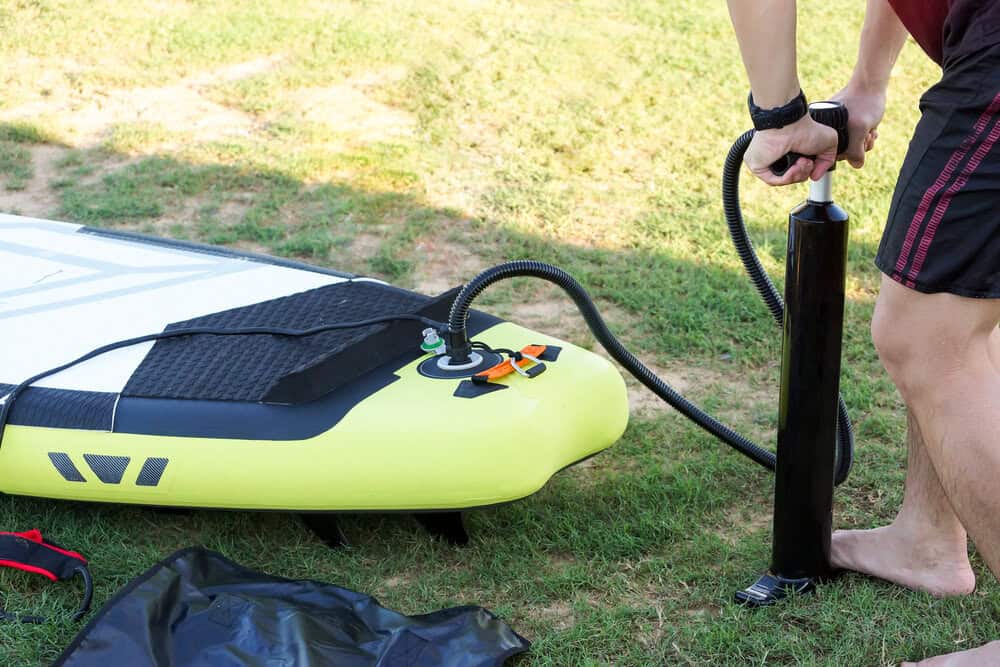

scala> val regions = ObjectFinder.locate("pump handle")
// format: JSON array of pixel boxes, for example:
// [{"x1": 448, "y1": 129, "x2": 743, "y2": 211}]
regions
[{"x1": 769, "y1": 101, "x2": 849, "y2": 177}]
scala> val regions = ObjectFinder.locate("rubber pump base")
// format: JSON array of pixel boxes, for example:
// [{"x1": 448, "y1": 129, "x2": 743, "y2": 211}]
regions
[{"x1": 734, "y1": 572, "x2": 816, "y2": 608}]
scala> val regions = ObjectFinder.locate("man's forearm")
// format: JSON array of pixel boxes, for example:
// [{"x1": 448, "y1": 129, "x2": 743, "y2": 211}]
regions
[
  {"x1": 727, "y1": 0, "x2": 799, "y2": 107},
  {"x1": 850, "y1": 0, "x2": 909, "y2": 92}
]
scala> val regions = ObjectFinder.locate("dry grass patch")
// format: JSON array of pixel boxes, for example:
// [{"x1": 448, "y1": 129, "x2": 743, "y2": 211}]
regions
[
  {"x1": 0, "y1": 56, "x2": 415, "y2": 161},
  {"x1": 0, "y1": 144, "x2": 70, "y2": 217},
  {"x1": 346, "y1": 232, "x2": 384, "y2": 263},
  {"x1": 712, "y1": 506, "x2": 772, "y2": 547},
  {"x1": 0, "y1": 72, "x2": 261, "y2": 152},
  {"x1": 287, "y1": 67, "x2": 414, "y2": 144},
  {"x1": 526, "y1": 600, "x2": 576, "y2": 632},
  {"x1": 410, "y1": 236, "x2": 485, "y2": 294}
]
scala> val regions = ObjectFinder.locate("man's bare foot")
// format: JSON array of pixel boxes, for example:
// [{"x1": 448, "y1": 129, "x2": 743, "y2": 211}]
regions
[
  {"x1": 831, "y1": 523, "x2": 975, "y2": 598},
  {"x1": 901, "y1": 640, "x2": 1000, "y2": 666}
]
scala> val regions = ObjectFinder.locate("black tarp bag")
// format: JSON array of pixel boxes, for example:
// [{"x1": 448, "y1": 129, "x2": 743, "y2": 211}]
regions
[{"x1": 53, "y1": 546, "x2": 529, "y2": 666}]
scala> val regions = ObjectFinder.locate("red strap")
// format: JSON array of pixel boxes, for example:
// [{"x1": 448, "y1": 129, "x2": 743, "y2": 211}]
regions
[
  {"x1": 0, "y1": 529, "x2": 93, "y2": 622},
  {"x1": 0, "y1": 559, "x2": 59, "y2": 581}
]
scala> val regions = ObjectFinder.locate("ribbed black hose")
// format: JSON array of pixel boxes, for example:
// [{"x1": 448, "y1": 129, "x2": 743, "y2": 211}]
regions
[
  {"x1": 446, "y1": 131, "x2": 855, "y2": 484},
  {"x1": 447, "y1": 261, "x2": 779, "y2": 471},
  {"x1": 723, "y1": 131, "x2": 854, "y2": 485},
  {"x1": 723, "y1": 131, "x2": 785, "y2": 323}
]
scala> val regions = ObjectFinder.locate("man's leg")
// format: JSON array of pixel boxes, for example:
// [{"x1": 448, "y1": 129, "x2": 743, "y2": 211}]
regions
[
  {"x1": 901, "y1": 641, "x2": 1000, "y2": 667},
  {"x1": 989, "y1": 326, "x2": 1000, "y2": 372},
  {"x1": 831, "y1": 283, "x2": 1000, "y2": 598},
  {"x1": 830, "y1": 408, "x2": 974, "y2": 597},
  {"x1": 864, "y1": 277, "x2": 1000, "y2": 664},
  {"x1": 873, "y1": 278, "x2": 1000, "y2": 571}
]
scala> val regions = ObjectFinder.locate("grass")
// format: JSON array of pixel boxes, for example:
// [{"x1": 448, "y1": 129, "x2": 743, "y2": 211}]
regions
[{"x1": 0, "y1": 1, "x2": 992, "y2": 665}]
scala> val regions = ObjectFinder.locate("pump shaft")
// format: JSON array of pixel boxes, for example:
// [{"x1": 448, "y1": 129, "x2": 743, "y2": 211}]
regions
[
  {"x1": 736, "y1": 185, "x2": 849, "y2": 606},
  {"x1": 770, "y1": 197, "x2": 849, "y2": 580}
]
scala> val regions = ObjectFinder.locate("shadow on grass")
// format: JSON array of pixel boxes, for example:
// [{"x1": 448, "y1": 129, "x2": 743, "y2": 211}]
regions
[
  {"x1": 0, "y1": 118, "x2": 893, "y2": 545},
  {"x1": 0, "y1": 123, "x2": 920, "y2": 666}
]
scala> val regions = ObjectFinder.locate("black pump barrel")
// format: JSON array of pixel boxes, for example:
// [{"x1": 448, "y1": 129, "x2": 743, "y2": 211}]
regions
[
  {"x1": 736, "y1": 99, "x2": 851, "y2": 605},
  {"x1": 770, "y1": 103, "x2": 850, "y2": 582},
  {"x1": 736, "y1": 180, "x2": 849, "y2": 606},
  {"x1": 770, "y1": 193, "x2": 848, "y2": 580}
]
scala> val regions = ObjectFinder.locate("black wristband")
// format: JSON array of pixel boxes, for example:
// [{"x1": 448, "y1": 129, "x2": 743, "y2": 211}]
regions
[{"x1": 748, "y1": 89, "x2": 808, "y2": 131}]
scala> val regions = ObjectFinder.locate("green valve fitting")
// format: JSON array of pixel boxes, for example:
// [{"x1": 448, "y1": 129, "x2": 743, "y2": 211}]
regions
[{"x1": 420, "y1": 328, "x2": 446, "y2": 355}]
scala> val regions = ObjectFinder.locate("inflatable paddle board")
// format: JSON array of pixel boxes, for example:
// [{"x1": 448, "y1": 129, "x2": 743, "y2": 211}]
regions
[{"x1": 0, "y1": 215, "x2": 628, "y2": 513}]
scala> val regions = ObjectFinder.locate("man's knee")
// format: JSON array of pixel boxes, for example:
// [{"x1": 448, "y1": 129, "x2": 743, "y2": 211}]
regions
[
  {"x1": 871, "y1": 295, "x2": 930, "y2": 395},
  {"x1": 871, "y1": 276, "x2": 1000, "y2": 399}
]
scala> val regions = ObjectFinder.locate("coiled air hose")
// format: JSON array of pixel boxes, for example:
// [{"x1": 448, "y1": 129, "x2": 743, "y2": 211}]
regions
[
  {"x1": 723, "y1": 130, "x2": 854, "y2": 484},
  {"x1": 445, "y1": 132, "x2": 854, "y2": 485}
]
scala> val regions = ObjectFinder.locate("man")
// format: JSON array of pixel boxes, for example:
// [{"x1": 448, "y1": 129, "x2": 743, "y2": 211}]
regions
[{"x1": 726, "y1": 1, "x2": 1000, "y2": 664}]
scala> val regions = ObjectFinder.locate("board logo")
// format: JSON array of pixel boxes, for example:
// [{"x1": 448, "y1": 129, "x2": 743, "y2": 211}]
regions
[{"x1": 48, "y1": 452, "x2": 168, "y2": 486}]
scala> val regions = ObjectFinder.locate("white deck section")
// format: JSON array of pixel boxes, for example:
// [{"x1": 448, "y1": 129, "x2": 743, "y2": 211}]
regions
[{"x1": 0, "y1": 215, "x2": 347, "y2": 392}]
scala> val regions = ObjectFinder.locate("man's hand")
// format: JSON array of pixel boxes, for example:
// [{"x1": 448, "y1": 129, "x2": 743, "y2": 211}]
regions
[
  {"x1": 831, "y1": 85, "x2": 887, "y2": 168},
  {"x1": 744, "y1": 115, "x2": 839, "y2": 186}
]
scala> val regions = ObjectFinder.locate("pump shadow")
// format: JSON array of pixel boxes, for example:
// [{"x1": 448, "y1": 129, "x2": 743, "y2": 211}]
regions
[{"x1": 0, "y1": 124, "x2": 890, "y2": 563}]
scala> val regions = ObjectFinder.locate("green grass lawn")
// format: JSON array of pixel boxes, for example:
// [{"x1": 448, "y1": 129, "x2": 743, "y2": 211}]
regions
[{"x1": 1, "y1": 1, "x2": 994, "y2": 664}]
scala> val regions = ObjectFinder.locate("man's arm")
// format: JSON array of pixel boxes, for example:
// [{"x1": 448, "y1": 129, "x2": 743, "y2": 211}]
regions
[
  {"x1": 833, "y1": 0, "x2": 910, "y2": 167},
  {"x1": 727, "y1": 0, "x2": 800, "y2": 108},
  {"x1": 726, "y1": 0, "x2": 838, "y2": 186}
]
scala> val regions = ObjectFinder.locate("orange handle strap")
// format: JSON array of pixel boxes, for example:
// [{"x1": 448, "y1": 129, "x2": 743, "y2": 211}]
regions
[{"x1": 472, "y1": 345, "x2": 548, "y2": 384}]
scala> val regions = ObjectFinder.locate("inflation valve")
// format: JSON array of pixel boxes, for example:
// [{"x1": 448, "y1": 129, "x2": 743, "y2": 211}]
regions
[{"x1": 420, "y1": 328, "x2": 446, "y2": 355}]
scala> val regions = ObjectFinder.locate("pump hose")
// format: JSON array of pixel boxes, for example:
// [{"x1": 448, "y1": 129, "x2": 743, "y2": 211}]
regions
[
  {"x1": 448, "y1": 259, "x2": 785, "y2": 471},
  {"x1": 446, "y1": 132, "x2": 854, "y2": 485},
  {"x1": 723, "y1": 130, "x2": 853, "y2": 483}
]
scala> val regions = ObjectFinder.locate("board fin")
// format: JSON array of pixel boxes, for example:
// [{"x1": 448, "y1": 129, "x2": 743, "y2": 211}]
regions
[
  {"x1": 413, "y1": 512, "x2": 469, "y2": 545},
  {"x1": 300, "y1": 514, "x2": 349, "y2": 549}
]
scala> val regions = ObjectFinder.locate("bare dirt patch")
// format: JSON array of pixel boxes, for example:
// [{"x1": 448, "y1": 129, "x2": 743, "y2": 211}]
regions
[
  {"x1": 290, "y1": 75, "x2": 414, "y2": 143},
  {"x1": 229, "y1": 240, "x2": 271, "y2": 255},
  {"x1": 124, "y1": 197, "x2": 207, "y2": 237},
  {"x1": 0, "y1": 56, "x2": 418, "y2": 240},
  {"x1": 706, "y1": 374, "x2": 777, "y2": 443},
  {"x1": 215, "y1": 198, "x2": 253, "y2": 227},
  {"x1": 191, "y1": 56, "x2": 283, "y2": 86},
  {"x1": 529, "y1": 600, "x2": 576, "y2": 631},
  {"x1": 411, "y1": 235, "x2": 485, "y2": 295},
  {"x1": 713, "y1": 506, "x2": 772, "y2": 546},
  {"x1": 626, "y1": 361, "x2": 775, "y2": 422},
  {"x1": 623, "y1": 361, "x2": 697, "y2": 418},
  {"x1": 548, "y1": 552, "x2": 577, "y2": 569},
  {"x1": 490, "y1": 285, "x2": 633, "y2": 347},
  {"x1": 2, "y1": 83, "x2": 258, "y2": 152},
  {"x1": 0, "y1": 56, "x2": 283, "y2": 154},
  {"x1": 348, "y1": 232, "x2": 383, "y2": 262},
  {"x1": 381, "y1": 574, "x2": 414, "y2": 589},
  {"x1": 509, "y1": 298, "x2": 590, "y2": 343},
  {"x1": 0, "y1": 144, "x2": 71, "y2": 217}
]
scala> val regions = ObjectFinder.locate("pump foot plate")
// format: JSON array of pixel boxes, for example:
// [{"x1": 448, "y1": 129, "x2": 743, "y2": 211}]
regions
[{"x1": 735, "y1": 572, "x2": 816, "y2": 607}]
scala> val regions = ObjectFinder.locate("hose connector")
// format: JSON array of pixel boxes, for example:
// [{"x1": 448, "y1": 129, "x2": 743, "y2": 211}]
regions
[{"x1": 444, "y1": 327, "x2": 473, "y2": 365}]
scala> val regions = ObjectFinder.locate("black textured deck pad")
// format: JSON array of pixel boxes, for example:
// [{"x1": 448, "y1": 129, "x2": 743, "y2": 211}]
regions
[
  {"x1": 0, "y1": 384, "x2": 116, "y2": 431},
  {"x1": 123, "y1": 281, "x2": 457, "y2": 404}
]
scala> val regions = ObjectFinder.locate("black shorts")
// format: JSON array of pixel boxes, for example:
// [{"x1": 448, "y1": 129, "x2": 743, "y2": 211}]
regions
[{"x1": 876, "y1": 42, "x2": 1000, "y2": 298}]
